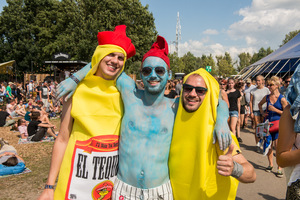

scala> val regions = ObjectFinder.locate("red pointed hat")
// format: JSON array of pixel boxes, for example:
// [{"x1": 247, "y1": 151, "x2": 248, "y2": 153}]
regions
[
  {"x1": 97, "y1": 25, "x2": 136, "y2": 58},
  {"x1": 142, "y1": 36, "x2": 170, "y2": 69}
]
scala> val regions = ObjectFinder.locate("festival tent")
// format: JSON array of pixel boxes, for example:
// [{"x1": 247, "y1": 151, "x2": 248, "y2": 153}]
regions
[{"x1": 239, "y1": 33, "x2": 300, "y2": 80}]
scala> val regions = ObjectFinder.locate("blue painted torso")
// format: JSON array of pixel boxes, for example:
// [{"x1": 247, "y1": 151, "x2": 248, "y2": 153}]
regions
[{"x1": 116, "y1": 73, "x2": 176, "y2": 189}]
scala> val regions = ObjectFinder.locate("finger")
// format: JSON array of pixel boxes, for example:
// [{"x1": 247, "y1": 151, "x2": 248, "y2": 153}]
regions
[
  {"x1": 228, "y1": 135, "x2": 232, "y2": 149},
  {"x1": 218, "y1": 134, "x2": 223, "y2": 150},
  {"x1": 222, "y1": 134, "x2": 226, "y2": 151},
  {"x1": 212, "y1": 132, "x2": 216, "y2": 144},
  {"x1": 217, "y1": 169, "x2": 231, "y2": 176},
  {"x1": 217, "y1": 159, "x2": 230, "y2": 165},
  {"x1": 226, "y1": 144, "x2": 234, "y2": 155},
  {"x1": 217, "y1": 164, "x2": 231, "y2": 171},
  {"x1": 65, "y1": 91, "x2": 74, "y2": 102}
]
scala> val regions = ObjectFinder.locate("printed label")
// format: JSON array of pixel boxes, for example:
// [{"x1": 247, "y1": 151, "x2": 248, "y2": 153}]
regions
[{"x1": 65, "y1": 135, "x2": 119, "y2": 200}]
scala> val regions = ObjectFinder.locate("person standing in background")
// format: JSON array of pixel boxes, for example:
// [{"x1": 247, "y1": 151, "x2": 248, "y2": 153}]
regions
[
  {"x1": 250, "y1": 75, "x2": 270, "y2": 152},
  {"x1": 227, "y1": 78, "x2": 242, "y2": 142}
]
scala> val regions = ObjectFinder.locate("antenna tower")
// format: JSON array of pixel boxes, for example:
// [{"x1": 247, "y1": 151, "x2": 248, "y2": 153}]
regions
[{"x1": 175, "y1": 12, "x2": 181, "y2": 56}]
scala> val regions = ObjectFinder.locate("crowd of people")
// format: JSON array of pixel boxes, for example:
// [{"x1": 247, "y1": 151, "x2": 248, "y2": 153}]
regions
[
  {"x1": 216, "y1": 75, "x2": 292, "y2": 179},
  {"x1": 0, "y1": 80, "x2": 62, "y2": 142},
  {"x1": 0, "y1": 25, "x2": 299, "y2": 200}
]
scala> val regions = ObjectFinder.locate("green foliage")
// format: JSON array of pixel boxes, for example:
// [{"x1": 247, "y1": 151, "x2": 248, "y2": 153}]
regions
[
  {"x1": 0, "y1": 0, "x2": 157, "y2": 76},
  {"x1": 281, "y1": 30, "x2": 300, "y2": 47},
  {"x1": 250, "y1": 47, "x2": 273, "y2": 64},
  {"x1": 237, "y1": 52, "x2": 251, "y2": 72},
  {"x1": 216, "y1": 52, "x2": 236, "y2": 77}
]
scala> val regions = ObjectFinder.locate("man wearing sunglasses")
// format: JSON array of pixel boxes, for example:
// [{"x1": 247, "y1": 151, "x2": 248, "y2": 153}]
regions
[
  {"x1": 57, "y1": 36, "x2": 232, "y2": 199},
  {"x1": 170, "y1": 70, "x2": 256, "y2": 199},
  {"x1": 280, "y1": 75, "x2": 291, "y2": 96}
]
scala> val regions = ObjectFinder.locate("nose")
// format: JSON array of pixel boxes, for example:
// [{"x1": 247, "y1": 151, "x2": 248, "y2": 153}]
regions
[
  {"x1": 111, "y1": 55, "x2": 118, "y2": 63},
  {"x1": 149, "y1": 68, "x2": 158, "y2": 78},
  {"x1": 188, "y1": 88, "x2": 197, "y2": 96}
]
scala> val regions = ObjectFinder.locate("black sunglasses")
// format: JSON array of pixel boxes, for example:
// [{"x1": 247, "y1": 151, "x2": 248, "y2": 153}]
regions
[
  {"x1": 141, "y1": 67, "x2": 166, "y2": 77},
  {"x1": 183, "y1": 83, "x2": 207, "y2": 96}
]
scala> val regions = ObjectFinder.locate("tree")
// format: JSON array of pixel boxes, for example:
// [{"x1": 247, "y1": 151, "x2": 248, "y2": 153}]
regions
[
  {"x1": 180, "y1": 52, "x2": 198, "y2": 74},
  {"x1": 237, "y1": 52, "x2": 251, "y2": 72},
  {"x1": 198, "y1": 54, "x2": 217, "y2": 75},
  {"x1": 281, "y1": 30, "x2": 300, "y2": 47},
  {"x1": 250, "y1": 47, "x2": 273, "y2": 64},
  {"x1": 0, "y1": 0, "x2": 157, "y2": 77},
  {"x1": 216, "y1": 52, "x2": 236, "y2": 77}
]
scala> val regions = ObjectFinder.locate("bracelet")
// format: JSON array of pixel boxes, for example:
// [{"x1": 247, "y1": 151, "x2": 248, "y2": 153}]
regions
[
  {"x1": 44, "y1": 184, "x2": 55, "y2": 189},
  {"x1": 70, "y1": 74, "x2": 80, "y2": 84},
  {"x1": 231, "y1": 161, "x2": 244, "y2": 179}
]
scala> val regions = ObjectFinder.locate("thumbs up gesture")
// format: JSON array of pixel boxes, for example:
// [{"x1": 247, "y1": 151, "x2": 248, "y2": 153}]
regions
[{"x1": 217, "y1": 144, "x2": 234, "y2": 176}]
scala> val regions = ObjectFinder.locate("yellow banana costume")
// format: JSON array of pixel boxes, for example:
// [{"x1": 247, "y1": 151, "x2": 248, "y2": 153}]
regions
[
  {"x1": 54, "y1": 25, "x2": 135, "y2": 200},
  {"x1": 169, "y1": 68, "x2": 239, "y2": 200}
]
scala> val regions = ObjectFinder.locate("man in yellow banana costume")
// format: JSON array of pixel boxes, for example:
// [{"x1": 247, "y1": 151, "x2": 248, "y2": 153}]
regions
[{"x1": 169, "y1": 69, "x2": 256, "y2": 200}]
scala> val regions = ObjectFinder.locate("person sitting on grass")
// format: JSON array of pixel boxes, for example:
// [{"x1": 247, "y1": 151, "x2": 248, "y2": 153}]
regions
[
  {"x1": 24, "y1": 105, "x2": 32, "y2": 122},
  {"x1": 6, "y1": 99, "x2": 18, "y2": 117},
  {"x1": 27, "y1": 111, "x2": 57, "y2": 142},
  {"x1": 17, "y1": 119, "x2": 28, "y2": 139},
  {"x1": 15, "y1": 99, "x2": 26, "y2": 116},
  {"x1": 0, "y1": 139, "x2": 25, "y2": 176},
  {"x1": 0, "y1": 105, "x2": 15, "y2": 127}
]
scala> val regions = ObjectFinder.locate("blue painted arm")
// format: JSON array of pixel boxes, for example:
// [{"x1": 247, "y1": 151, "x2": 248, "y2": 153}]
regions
[
  {"x1": 116, "y1": 72, "x2": 137, "y2": 95},
  {"x1": 56, "y1": 63, "x2": 91, "y2": 101},
  {"x1": 213, "y1": 99, "x2": 232, "y2": 151}
]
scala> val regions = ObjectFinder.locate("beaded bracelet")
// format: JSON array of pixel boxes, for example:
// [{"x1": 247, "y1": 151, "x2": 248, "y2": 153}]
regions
[
  {"x1": 70, "y1": 74, "x2": 80, "y2": 84},
  {"x1": 44, "y1": 184, "x2": 55, "y2": 189}
]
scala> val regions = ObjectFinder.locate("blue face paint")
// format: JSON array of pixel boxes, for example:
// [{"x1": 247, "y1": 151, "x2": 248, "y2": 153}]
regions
[{"x1": 141, "y1": 57, "x2": 170, "y2": 95}]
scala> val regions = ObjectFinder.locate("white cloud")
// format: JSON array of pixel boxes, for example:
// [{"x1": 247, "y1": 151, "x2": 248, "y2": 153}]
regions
[
  {"x1": 228, "y1": 0, "x2": 300, "y2": 50},
  {"x1": 203, "y1": 29, "x2": 219, "y2": 35},
  {"x1": 169, "y1": 0, "x2": 300, "y2": 64}
]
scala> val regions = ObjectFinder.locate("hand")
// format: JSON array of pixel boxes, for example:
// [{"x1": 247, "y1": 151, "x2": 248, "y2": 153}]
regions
[
  {"x1": 56, "y1": 77, "x2": 77, "y2": 101},
  {"x1": 38, "y1": 189, "x2": 54, "y2": 200},
  {"x1": 217, "y1": 144, "x2": 234, "y2": 176},
  {"x1": 213, "y1": 118, "x2": 232, "y2": 151},
  {"x1": 268, "y1": 105, "x2": 276, "y2": 112}
]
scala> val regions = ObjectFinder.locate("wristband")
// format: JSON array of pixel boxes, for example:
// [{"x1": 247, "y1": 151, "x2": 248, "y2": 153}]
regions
[
  {"x1": 44, "y1": 184, "x2": 55, "y2": 189},
  {"x1": 70, "y1": 74, "x2": 80, "y2": 84},
  {"x1": 231, "y1": 161, "x2": 244, "y2": 178}
]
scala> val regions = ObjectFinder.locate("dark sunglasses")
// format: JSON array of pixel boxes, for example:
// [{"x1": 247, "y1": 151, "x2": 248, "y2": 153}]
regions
[
  {"x1": 141, "y1": 67, "x2": 166, "y2": 77},
  {"x1": 267, "y1": 84, "x2": 274, "y2": 87},
  {"x1": 183, "y1": 83, "x2": 207, "y2": 96}
]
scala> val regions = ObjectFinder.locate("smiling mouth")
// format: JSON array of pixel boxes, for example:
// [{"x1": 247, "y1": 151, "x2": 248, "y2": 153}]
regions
[
  {"x1": 107, "y1": 65, "x2": 118, "y2": 71},
  {"x1": 186, "y1": 98, "x2": 199, "y2": 105},
  {"x1": 148, "y1": 80, "x2": 160, "y2": 86}
]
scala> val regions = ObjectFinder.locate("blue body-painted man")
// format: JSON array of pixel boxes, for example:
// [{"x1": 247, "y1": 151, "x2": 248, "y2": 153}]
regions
[{"x1": 57, "y1": 36, "x2": 231, "y2": 199}]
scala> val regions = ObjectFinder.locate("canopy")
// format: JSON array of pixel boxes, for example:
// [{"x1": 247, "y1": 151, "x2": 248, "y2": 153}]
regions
[
  {"x1": 0, "y1": 60, "x2": 15, "y2": 75},
  {"x1": 240, "y1": 33, "x2": 300, "y2": 79}
]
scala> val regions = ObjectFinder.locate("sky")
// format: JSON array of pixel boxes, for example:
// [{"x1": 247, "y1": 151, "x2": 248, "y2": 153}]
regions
[{"x1": 1, "y1": 0, "x2": 300, "y2": 61}]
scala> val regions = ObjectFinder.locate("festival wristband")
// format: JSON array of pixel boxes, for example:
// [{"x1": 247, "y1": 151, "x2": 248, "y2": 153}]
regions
[
  {"x1": 44, "y1": 184, "x2": 55, "y2": 189},
  {"x1": 70, "y1": 74, "x2": 80, "y2": 84},
  {"x1": 231, "y1": 161, "x2": 244, "y2": 178}
]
